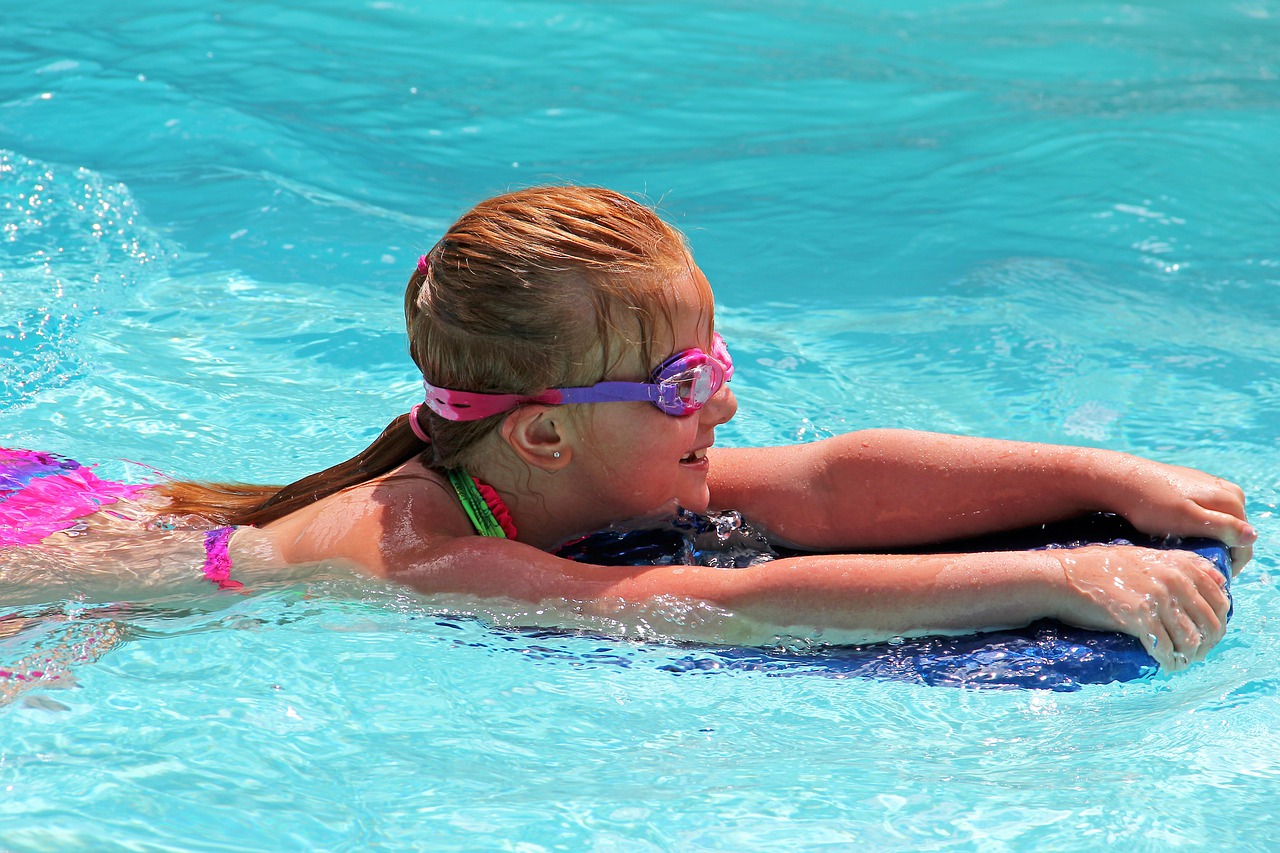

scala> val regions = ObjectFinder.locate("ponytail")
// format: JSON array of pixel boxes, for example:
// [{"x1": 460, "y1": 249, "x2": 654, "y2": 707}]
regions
[{"x1": 155, "y1": 411, "x2": 430, "y2": 527}]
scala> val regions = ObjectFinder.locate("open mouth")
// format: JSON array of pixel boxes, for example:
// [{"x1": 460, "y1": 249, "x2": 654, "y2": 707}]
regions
[{"x1": 680, "y1": 447, "x2": 708, "y2": 464}]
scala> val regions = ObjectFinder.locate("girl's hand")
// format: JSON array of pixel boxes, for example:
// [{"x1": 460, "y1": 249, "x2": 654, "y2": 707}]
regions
[
  {"x1": 1050, "y1": 545, "x2": 1231, "y2": 671},
  {"x1": 1101, "y1": 455, "x2": 1256, "y2": 574}
]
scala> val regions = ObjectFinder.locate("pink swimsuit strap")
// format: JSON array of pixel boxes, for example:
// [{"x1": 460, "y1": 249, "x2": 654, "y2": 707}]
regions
[
  {"x1": 472, "y1": 477, "x2": 517, "y2": 539},
  {"x1": 202, "y1": 527, "x2": 243, "y2": 590}
]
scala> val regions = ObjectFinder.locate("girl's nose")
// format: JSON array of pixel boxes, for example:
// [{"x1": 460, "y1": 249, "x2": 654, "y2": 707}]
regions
[{"x1": 704, "y1": 385, "x2": 737, "y2": 426}]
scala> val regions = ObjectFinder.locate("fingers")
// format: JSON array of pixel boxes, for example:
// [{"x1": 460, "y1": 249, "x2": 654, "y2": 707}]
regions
[
  {"x1": 1074, "y1": 547, "x2": 1230, "y2": 671},
  {"x1": 1195, "y1": 480, "x2": 1255, "y2": 574},
  {"x1": 1152, "y1": 554, "x2": 1229, "y2": 668},
  {"x1": 1124, "y1": 464, "x2": 1253, "y2": 556},
  {"x1": 1146, "y1": 597, "x2": 1200, "y2": 671},
  {"x1": 1139, "y1": 619, "x2": 1178, "y2": 671},
  {"x1": 1056, "y1": 544, "x2": 1236, "y2": 672},
  {"x1": 1192, "y1": 507, "x2": 1255, "y2": 574},
  {"x1": 1190, "y1": 558, "x2": 1231, "y2": 627},
  {"x1": 1198, "y1": 507, "x2": 1257, "y2": 548},
  {"x1": 1230, "y1": 544, "x2": 1253, "y2": 577}
]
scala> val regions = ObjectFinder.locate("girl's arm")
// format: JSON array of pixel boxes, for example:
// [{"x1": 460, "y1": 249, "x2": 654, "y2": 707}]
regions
[
  {"x1": 391, "y1": 536, "x2": 1230, "y2": 671},
  {"x1": 707, "y1": 429, "x2": 1255, "y2": 569}
]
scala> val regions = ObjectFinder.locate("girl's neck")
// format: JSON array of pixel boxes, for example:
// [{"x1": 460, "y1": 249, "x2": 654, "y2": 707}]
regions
[
  {"x1": 483, "y1": 474, "x2": 590, "y2": 551},
  {"x1": 467, "y1": 458, "x2": 615, "y2": 551}
]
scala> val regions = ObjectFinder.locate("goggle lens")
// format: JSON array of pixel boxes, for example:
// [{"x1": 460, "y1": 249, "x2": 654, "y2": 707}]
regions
[{"x1": 651, "y1": 334, "x2": 732, "y2": 416}]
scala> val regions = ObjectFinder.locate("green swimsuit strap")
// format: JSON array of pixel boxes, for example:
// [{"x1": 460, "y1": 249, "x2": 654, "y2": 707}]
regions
[{"x1": 446, "y1": 468, "x2": 509, "y2": 539}]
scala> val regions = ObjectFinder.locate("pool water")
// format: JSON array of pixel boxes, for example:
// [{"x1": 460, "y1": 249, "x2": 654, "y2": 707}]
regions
[{"x1": 3, "y1": 0, "x2": 1279, "y2": 848}]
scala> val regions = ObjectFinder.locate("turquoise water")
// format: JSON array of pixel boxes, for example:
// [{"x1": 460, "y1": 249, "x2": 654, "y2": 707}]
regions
[{"x1": 3, "y1": 0, "x2": 1280, "y2": 848}]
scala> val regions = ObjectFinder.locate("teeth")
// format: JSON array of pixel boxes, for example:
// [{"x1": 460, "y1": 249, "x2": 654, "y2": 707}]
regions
[{"x1": 683, "y1": 448, "x2": 707, "y2": 462}]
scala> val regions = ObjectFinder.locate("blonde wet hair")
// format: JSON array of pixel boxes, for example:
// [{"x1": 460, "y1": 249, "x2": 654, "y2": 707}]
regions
[{"x1": 407, "y1": 185, "x2": 700, "y2": 469}]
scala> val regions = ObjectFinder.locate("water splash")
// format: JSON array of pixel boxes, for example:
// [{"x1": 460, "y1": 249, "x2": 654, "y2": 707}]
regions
[{"x1": 0, "y1": 149, "x2": 177, "y2": 411}]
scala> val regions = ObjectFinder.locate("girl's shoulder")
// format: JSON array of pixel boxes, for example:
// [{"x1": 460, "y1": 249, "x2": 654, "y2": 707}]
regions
[{"x1": 257, "y1": 459, "x2": 475, "y2": 576}]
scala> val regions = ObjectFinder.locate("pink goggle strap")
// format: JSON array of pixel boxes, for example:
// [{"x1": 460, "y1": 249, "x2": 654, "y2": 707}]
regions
[
  {"x1": 416, "y1": 332, "x2": 733, "y2": 423},
  {"x1": 710, "y1": 332, "x2": 734, "y2": 380},
  {"x1": 408, "y1": 403, "x2": 432, "y2": 442},
  {"x1": 423, "y1": 382, "x2": 564, "y2": 422}
]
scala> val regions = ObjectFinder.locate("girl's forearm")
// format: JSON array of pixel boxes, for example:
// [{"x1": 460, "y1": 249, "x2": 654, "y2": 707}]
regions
[
  {"x1": 400, "y1": 536, "x2": 1228, "y2": 671},
  {"x1": 609, "y1": 549, "x2": 1067, "y2": 637},
  {"x1": 603, "y1": 545, "x2": 1228, "y2": 670}
]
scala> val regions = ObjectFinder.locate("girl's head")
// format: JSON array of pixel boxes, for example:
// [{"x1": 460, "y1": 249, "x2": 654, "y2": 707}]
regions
[
  {"x1": 405, "y1": 186, "x2": 715, "y2": 470},
  {"x1": 158, "y1": 185, "x2": 729, "y2": 529}
]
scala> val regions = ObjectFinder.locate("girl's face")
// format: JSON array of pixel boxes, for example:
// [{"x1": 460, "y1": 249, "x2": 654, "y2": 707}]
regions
[{"x1": 571, "y1": 265, "x2": 737, "y2": 522}]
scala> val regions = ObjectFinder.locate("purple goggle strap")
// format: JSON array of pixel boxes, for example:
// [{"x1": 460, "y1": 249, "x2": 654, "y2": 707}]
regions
[{"x1": 423, "y1": 333, "x2": 733, "y2": 422}]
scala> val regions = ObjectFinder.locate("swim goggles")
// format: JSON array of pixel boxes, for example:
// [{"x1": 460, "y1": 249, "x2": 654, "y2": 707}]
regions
[{"x1": 422, "y1": 333, "x2": 734, "y2": 421}]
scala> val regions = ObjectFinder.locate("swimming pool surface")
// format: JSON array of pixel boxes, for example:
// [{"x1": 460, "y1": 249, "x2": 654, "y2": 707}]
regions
[{"x1": 3, "y1": 1, "x2": 1279, "y2": 848}]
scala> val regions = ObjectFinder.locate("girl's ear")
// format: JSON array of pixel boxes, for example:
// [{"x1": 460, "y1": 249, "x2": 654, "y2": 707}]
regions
[{"x1": 500, "y1": 406, "x2": 572, "y2": 472}]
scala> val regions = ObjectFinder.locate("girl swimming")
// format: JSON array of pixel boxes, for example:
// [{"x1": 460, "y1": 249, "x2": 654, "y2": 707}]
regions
[{"x1": 1, "y1": 186, "x2": 1254, "y2": 670}]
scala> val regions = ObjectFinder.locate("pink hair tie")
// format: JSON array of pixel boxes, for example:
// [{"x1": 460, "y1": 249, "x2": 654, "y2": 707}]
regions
[
  {"x1": 417, "y1": 254, "x2": 431, "y2": 275},
  {"x1": 408, "y1": 403, "x2": 432, "y2": 443}
]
